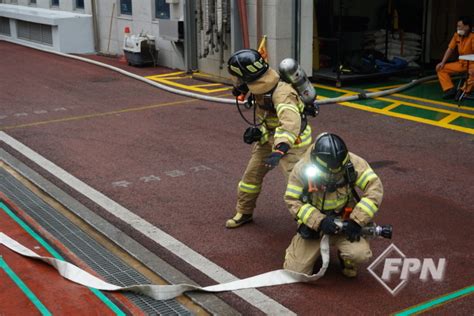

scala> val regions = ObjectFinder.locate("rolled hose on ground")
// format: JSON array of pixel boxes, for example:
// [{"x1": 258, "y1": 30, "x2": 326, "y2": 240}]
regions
[{"x1": 7, "y1": 39, "x2": 435, "y2": 105}]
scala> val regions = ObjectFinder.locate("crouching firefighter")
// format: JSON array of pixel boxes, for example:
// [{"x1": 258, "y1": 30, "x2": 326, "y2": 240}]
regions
[
  {"x1": 226, "y1": 49, "x2": 314, "y2": 228},
  {"x1": 283, "y1": 133, "x2": 384, "y2": 277}
]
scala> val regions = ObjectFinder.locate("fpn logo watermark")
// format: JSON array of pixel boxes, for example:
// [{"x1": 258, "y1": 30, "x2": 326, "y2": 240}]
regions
[{"x1": 367, "y1": 244, "x2": 446, "y2": 295}]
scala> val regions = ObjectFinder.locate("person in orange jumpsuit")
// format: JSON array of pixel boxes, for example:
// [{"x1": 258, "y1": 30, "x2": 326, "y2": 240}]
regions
[{"x1": 436, "y1": 16, "x2": 474, "y2": 99}]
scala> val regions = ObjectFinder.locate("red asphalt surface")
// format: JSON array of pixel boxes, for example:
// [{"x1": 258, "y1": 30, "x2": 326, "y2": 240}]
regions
[
  {"x1": 1, "y1": 41, "x2": 473, "y2": 315},
  {"x1": 0, "y1": 194, "x2": 141, "y2": 315}
]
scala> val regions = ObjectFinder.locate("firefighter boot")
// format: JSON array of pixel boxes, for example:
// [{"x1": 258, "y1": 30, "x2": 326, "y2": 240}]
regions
[
  {"x1": 442, "y1": 88, "x2": 456, "y2": 100},
  {"x1": 338, "y1": 252, "x2": 358, "y2": 278},
  {"x1": 226, "y1": 212, "x2": 253, "y2": 228}
]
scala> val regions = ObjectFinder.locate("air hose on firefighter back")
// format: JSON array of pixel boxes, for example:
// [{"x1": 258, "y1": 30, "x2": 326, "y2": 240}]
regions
[{"x1": 9, "y1": 39, "x2": 436, "y2": 106}]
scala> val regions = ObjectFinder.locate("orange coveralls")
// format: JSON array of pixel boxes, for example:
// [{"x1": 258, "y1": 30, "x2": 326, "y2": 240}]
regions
[{"x1": 437, "y1": 32, "x2": 474, "y2": 93}]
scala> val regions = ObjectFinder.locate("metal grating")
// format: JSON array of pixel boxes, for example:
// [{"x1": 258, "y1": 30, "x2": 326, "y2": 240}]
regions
[
  {"x1": 0, "y1": 168, "x2": 192, "y2": 315},
  {"x1": 16, "y1": 20, "x2": 52, "y2": 45}
]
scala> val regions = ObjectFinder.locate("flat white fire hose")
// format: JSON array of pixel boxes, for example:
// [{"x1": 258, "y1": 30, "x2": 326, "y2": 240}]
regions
[
  {"x1": 0, "y1": 39, "x2": 238, "y2": 105},
  {"x1": 1, "y1": 38, "x2": 435, "y2": 107},
  {"x1": 0, "y1": 232, "x2": 330, "y2": 301}
]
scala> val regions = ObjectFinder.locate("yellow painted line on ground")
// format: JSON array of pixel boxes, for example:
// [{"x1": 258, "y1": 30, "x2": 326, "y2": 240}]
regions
[
  {"x1": 153, "y1": 76, "x2": 192, "y2": 80},
  {"x1": 375, "y1": 95, "x2": 474, "y2": 115},
  {"x1": 438, "y1": 113, "x2": 461, "y2": 124},
  {"x1": 315, "y1": 84, "x2": 347, "y2": 93},
  {"x1": 391, "y1": 93, "x2": 474, "y2": 112},
  {"x1": 1, "y1": 99, "x2": 197, "y2": 130},
  {"x1": 1, "y1": 93, "x2": 232, "y2": 131},
  {"x1": 193, "y1": 83, "x2": 225, "y2": 88},
  {"x1": 316, "y1": 95, "x2": 473, "y2": 134},
  {"x1": 340, "y1": 93, "x2": 357, "y2": 97},
  {"x1": 338, "y1": 99, "x2": 474, "y2": 134},
  {"x1": 193, "y1": 72, "x2": 214, "y2": 78},
  {"x1": 382, "y1": 102, "x2": 402, "y2": 111},
  {"x1": 146, "y1": 75, "x2": 190, "y2": 81},
  {"x1": 149, "y1": 71, "x2": 186, "y2": 78},
  {"x1": 371, "y1": 93, "x2": 474, "y2": 118},
  {"x1": 316, "y1": 83, "x2": 474, "y2": 116},
  {"x1": 148, "y1": 76, "x2": 231, "y2": 93}
]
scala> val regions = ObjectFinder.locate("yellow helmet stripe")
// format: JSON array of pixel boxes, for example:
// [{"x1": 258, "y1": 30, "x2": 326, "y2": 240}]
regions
[{"x1": 230, "y1": 65, "x2": 243, "y2": 76}]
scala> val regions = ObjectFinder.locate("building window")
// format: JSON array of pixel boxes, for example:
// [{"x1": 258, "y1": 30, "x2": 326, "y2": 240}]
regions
[
  {"x1": 0, "y1": 17, "x2": 11, "y2": 36},
  {"x1": 155, "y1": 0, "x2": 170, "y2": 19},
  {"x1": 76, "y1": 0, "x2": 84, "y2": 9},
  {"x1": 30, "y1": 0, "x2": 37, "y2": 5},
  {"x1": 51, "y1": 0, "x2": 59, "y2": 7},
  {"x1": 120, "y1": 0, "x2": 132, "y2": 15}
]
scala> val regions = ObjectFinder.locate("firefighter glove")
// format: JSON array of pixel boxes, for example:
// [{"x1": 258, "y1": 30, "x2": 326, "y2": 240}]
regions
[
  {"x1": 319, "y1": 215, "x2": 338, "y2": 235},
  {"x1": 264, "y1": 143, "x2": 290, "y2": 169},
  {"x1": 344, "y1": 219, "x2": 362, "y2": 242}
]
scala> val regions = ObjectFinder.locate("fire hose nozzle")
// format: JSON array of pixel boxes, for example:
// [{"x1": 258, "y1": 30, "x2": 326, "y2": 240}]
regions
[{"x1": 334, "y1": 219, "x2": 392, "y2": 239}]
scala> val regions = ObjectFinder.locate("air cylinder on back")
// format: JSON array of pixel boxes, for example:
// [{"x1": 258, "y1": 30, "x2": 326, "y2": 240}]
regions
[{"x1": 278, "y1": 58, "x2": 317, "y2": 106}]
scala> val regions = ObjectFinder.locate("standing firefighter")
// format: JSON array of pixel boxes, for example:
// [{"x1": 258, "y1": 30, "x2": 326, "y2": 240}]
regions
[
  {"x1": 283, "y1": 133, "x2": 383, "y2": 277},
  {"x1": 226, "y1": 49, "x2": 313, "y2": 228}
]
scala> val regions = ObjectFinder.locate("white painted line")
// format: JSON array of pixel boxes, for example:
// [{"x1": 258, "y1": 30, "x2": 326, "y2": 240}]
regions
[{"x1": 0, "y1": 131, "x2": 296, "y2": 315}]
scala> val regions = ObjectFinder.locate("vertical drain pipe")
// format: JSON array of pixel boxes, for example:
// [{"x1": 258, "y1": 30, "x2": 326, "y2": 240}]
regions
[
  {"x1": 292, "y1": 0, "x2": 301, "y2": 61},
  {"x1": 256, "y1": 0, "x2": 262, "y2": 46},
  {"x1": 237, "y1": 0, "x2": 250, "y2": 48},
  {"x1": 184, "y1": 0, "x2": 197, "y2": 72},
  {"x1": 91, "y1": 0, "x2": 100, "y2": 53}
]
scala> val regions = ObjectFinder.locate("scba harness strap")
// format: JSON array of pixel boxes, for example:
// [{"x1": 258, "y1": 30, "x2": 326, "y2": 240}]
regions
[{"x1": 247, "y1": 83, "x2": 309, "y2": 137}]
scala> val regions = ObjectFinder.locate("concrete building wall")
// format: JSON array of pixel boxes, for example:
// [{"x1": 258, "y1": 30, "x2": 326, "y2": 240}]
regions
[
  {"x1": 96, "y1": 0, "x2": 184, "y2": 69},
  {"x1": 1, "y1": 0, "x2": 313, "y2": 77},
  {"x1": 0, "y1": 2, "x2": 94, "y2": 53},
  {"x1": 243, "y1": 0, "x2": 312, "y2": 76},
  {"x1": 195, "y1": 0, "x2": 313, "y2": 80},
  {"x1": 0, "y1": 0, "x2": 186, "y2": 69},
  {"x1": 12, "y1": 0, "x2": 90, "y2": 12}
]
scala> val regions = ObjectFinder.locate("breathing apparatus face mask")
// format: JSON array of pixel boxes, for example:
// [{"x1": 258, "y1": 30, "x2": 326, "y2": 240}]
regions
[
  {"x1": 457, "y1": 29, "x2": 466, "y2": 36},
  {"x1": 305, "y1": 165, "x2": 345, "y2": 193},
  {"x1": 320, "y1": 171, "x2": 345, "y2": 192}
]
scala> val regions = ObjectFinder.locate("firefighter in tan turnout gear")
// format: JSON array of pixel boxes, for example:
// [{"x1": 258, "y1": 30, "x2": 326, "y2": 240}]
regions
[
  {"x1": 283, "y1": 133, "x2": 383, "y2": 277},
  {"x1": 226, "y1": 49, "x2": 312, "y2": 228}
]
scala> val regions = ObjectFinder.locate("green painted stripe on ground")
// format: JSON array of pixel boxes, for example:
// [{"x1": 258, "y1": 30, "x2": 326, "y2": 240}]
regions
[
  {"x1": 356, "y1": 98, "x2": 393, "y2": 109},
  {"x1": 390, "y1": 104, "x2": 449, "y2": 121},
  {"x1": 0, "y1": 257, "x2": 52, "y2": 315},
  {"x1": 315, "y1": 86, "x2": 346, "y2": 98},
  {"x1": 394, "y1": 81, "x2": 474, "y2": 108},
  {"x1": 317, "y1": 87, "x2": 393, "y2": 109},
  {"x1": 0, "y1": 202, "x2": 126, "y2": 316},
  {"x1": 394, "y1": 285, "x2": 474, "y2": 316},
  {"x1": 317, "y1": 84, "x2": 474, "y2": 132},
  {"x1": 449, "y1": 116, "x2": 474, "y2": 129}
]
